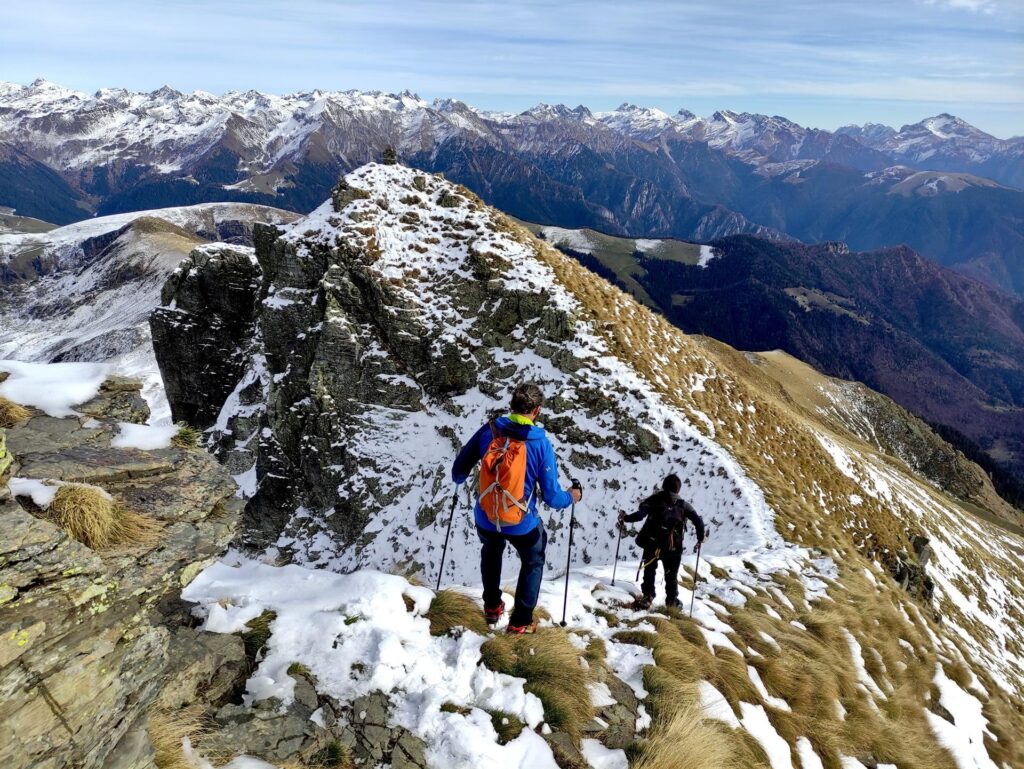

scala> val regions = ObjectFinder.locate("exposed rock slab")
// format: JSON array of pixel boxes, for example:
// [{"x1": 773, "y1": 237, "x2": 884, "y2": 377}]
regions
[{"x1": 0, "y1": 379, "x2": 241, "y2": 769}]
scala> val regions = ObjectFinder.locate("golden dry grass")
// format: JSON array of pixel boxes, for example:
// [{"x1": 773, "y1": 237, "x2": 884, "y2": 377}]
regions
[
  {"x1": 149, "y1": 705, "x2": 206, "y2": 769},
  {"x1": 633, "y1": 704, "x2": 751, "y2": 769},
  {"x1": 0, "y1": 395, "x2": 30, "y2": 427},
  {"x1": 48, "y1": 483, "x2": 162, "y2": 549},
  {"x1": 609, "y1": 559, "x2": 964, "y2": 769},
  {"x1": 728, "y1": 571, "x2": 956, "y2": 769},
  {"x1": 480, "y1": 627, "x2": 595, "y2": 740},
  {"x1": 425, "y1": 589, "x2": 489, "y2": 635}
]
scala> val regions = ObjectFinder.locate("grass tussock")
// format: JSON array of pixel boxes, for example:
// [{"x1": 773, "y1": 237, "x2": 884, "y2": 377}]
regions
[
  {"x1": 488, "y1": 709, "x2": 525, "y2": 744},
  {"x1": 171, "y1": 422, "x2": 202, "y2": 450},
  {"x1": 242, "y1": 610, "x2": 277, "y2": 664},
  {"x1": 149, "y1": 705, "x2": 206, "y2": 769},
  {"x1": 632, "y1": 703, "x2": 759, "y2": 769},
  {"x1": 49, "y1": 483, "x2": 162, "y2": 549},
  {"x1": 480, "y1": 627, "x2": 594, "y2": 740},
  {"x1": 306, "y1": 740, "x2": 353, "y2": 769},
  {"x1": 425, "y1": 589, "x2": 488, "y2": 635},
  {"x1": 0, "y1": 395, "x2": 30, "y2": 427}
]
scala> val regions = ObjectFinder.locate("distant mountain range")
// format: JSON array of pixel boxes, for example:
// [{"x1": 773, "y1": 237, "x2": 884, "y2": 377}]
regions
[
  {"x1": 1, "y1": 79, "x2": 1022, "y2": 295},
  {"x1": 533, "y1": 223, "x2": 1024, "y2": 491}
]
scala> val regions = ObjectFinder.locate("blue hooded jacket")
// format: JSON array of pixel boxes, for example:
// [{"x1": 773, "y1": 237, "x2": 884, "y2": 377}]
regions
[{"x1": 452, "y1": 416, "x2": 574, "y2": 535}]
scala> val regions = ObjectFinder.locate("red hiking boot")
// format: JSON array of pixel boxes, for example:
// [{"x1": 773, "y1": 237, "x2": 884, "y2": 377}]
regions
[
  {"x1": 506, "y1": 621, "x2": 538, "y2": 635},
  {"x1": 484, "y1": 600, "x2": 505, "y2": 625}
]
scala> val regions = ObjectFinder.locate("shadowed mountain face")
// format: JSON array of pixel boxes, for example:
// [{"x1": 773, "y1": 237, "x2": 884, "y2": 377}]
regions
[
  {"x1": 633, "y1": 236, "x2": 1024, "y2": 483},
  {"x1": 0, "y1": 142, "x2": 91, "y2": 224},
  {"x1": 1, "y1": 81, "x2": 1023, "y2": 294}
]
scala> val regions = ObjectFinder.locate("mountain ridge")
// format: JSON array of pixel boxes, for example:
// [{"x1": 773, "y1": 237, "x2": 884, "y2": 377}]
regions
[
  {"x1": 143, "y1": 162, "x2": 1024, "y2": 768},
  {"x1": 1, "y1": 162, "x2": 1022, "y2": 768}
]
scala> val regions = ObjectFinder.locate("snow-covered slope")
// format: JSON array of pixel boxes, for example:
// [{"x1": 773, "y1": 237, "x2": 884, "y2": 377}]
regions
[
  {"x1": 138, "y1": 163, "x2": 1024, "y2": 768},
  {"x1": 0, "y1": 203, "x2": 298, "y2": 421}
]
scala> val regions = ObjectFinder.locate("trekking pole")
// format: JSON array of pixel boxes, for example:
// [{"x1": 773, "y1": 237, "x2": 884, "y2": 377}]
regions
[
  {"x1": 689, "y1": 537, "x2": 703, "y2": 618},
  {"x1": 611, "y1": 518, "x2": 623, "y2": 586},
  {"x1": 560, "y1": 479, "x2": 582, "y2": 627},
  {"x1": 436, "y1": 487, "x2": 461, "y2": 591}
]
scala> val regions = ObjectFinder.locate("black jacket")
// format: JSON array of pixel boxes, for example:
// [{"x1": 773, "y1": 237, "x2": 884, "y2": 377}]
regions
[{"x1": 624, "y1": 490, "x2": 705, "y2": 551}]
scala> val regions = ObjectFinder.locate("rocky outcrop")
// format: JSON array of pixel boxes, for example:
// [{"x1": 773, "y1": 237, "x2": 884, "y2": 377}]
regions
[
  {"x1": 0, "y1": 382, "x2": 242, "y2": 769},
  {"x1": 151, "y1": 244, "x2": 263, "y2": 427},
  {"x1": 150, "y1": 164, "x2": 709, "y2": 576},
  {"x1": 890, "y1": 533, "x2": 936, "y2": 607},
  {"x1": 207, "y1": 682, "x2": 428, "y2": 768}
]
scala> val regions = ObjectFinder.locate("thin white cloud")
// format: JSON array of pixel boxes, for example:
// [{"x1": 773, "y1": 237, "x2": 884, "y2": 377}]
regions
[{"x1": 922, "y1": 0, "x2": 997, "y2": 14}]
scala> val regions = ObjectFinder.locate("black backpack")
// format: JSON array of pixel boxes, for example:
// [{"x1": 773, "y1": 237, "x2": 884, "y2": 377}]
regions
[{"x1": 635, "y1": 491, "x2": 686, "y2": 551}]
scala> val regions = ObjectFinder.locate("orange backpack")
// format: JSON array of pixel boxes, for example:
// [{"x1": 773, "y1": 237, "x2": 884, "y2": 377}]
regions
[{"x1": 478, "y1": 420, "x2": 532, "y2": 530}]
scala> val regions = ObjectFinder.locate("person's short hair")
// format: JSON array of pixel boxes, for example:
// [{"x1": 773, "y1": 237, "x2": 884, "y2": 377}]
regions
[
  {"x1": 662, "y1": 474, "x2": 682, "y2": 494},
  {"x1": 510, "y1": 383, "x2": 545, "y2": 414}
]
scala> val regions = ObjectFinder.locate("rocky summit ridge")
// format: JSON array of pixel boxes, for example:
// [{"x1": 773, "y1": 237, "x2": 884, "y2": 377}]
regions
[{"x1": 143, "y1": 163, "x2": 1024, "y2": 766}]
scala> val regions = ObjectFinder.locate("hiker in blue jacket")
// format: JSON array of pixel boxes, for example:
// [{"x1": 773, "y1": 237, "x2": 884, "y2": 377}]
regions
[{"x1": 452, "y1": 383, "x2": 581, "y2": 634}]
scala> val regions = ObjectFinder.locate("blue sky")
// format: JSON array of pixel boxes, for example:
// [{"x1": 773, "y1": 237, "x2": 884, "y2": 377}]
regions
[{"x1": 2, "y1": 0, "x2": 1021, "y2": 136}]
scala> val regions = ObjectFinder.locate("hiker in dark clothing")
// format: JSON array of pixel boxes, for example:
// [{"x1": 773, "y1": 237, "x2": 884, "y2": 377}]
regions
[
  {"x1": 452, "y1": 383, "x2": 582, "y2": 634},
  {"x1": 619, "y1": 474, "x2": 705, "y2": 609}
]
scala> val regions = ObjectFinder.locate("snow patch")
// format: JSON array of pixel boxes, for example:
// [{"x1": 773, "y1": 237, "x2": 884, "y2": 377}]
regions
[
  {"x1": 110, "y1": 422, "x2": 178, "y2": 450},
  {"x1": 0, "y1": 359, "x2": 108, "y2": 417}
]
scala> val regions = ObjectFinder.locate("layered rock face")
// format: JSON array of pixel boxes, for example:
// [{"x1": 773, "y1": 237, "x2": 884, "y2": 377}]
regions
[
  {"x1": 150, "y1": 244, "x2": 264, "y2": 426},
  {"x1": 153, "y1": 163, "x2": 762, "y2": 580},
  {"x1": 0, "y1": 379, "x2": 241, "y2": 769}
]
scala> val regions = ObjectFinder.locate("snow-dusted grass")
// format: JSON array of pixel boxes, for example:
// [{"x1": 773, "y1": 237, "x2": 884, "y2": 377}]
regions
[
  {"x1": 480, "y1": 628, "x2": 595, "y2": 741},
  {"x1": 181, "y1": 541, "x2": 1011, "y2": 769}
]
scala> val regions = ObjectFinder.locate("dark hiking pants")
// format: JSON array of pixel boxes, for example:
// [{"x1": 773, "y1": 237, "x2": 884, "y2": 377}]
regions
[
  {"x1": 641, "y1": 546, "x2": 682, "y2": 601},
  {"x1": 477, "y1": 523, "x2": 547, "y2": 627}
]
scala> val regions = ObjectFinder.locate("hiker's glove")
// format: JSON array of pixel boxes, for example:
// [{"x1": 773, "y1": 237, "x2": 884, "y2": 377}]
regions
[{"x1": 617, "y1": 510, "x2": 626, "y2": 521}]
